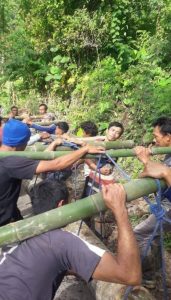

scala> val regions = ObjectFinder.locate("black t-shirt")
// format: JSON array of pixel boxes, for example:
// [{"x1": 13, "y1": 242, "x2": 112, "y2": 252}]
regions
[
  {"x1": 0, "y1": 156, "x2": 39, "y2": 225},
  {"x1": 0, "y1": 229, "x2": 105, "y2": 300}
]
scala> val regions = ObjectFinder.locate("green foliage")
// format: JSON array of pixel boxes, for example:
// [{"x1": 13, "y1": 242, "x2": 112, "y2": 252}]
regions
[
  {"x1": 164, "y1": 233, "x2": 171, "y2": 251},
  {"x1": 0, "y1": 0, "x2": 171, "y2": 139},
  {"x1": 118, "y1": 157, "x2": 143, "y2": 179},
  {"x1": 129, "y1": 214, "x2": 149, "y2": 228}
]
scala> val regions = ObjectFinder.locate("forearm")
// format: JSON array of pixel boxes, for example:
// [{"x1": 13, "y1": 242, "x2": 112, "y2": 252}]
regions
[
  {"x1": 36, "y1": 146, "x2": 89, "y2": 173},
  {"x1": 114, "y1": 209, "x2": 141, "y2": 282},
  {"x1": 45, "y1": 141, "x2": 58, "y2": 151},
  {"x1": 53, "y1": 147, "x2": 89, "y2": 170},
  {"x1": 31, "y1": 123, "x2": 55, "y2": 134},
  {"x1": 85, "y1": 159, "x2": 97, "y2": 171}
]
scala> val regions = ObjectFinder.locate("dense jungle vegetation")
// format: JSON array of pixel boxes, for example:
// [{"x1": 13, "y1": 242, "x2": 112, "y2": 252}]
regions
[{"x1": 0, "y1": 0, "x2": 171, "y2": 141}]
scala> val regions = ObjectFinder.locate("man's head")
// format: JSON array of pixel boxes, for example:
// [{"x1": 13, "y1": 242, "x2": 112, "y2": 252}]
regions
[
  {"x1": 2, "y1": 119, "x2": 31, "y2": 150},
  {"x1": 55, "y1": 122, "x2": 69, "y2": 135},
  {"x1": 29, "y1": 180, "x2": 69, "y2": 214},
  {"x1": 80, "y1": 121, "x2": 98, "y2": 137},
  {"x1": 11, "y1": 106, "x2": 18, "y2": 117},
  {"x1": 152, "y1": 117, "x2": 171, "y2": 147},
  {"x1": 39, "y1": 103, "x2": 48, "y2": 115},
  {"x1": 106, "y1": 121, "x2": 124, "y2": 141}
]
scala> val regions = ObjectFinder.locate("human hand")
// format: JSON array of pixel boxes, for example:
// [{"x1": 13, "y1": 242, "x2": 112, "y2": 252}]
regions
[
  {"x1": 8, "y1": 112, "x2": 13, "y2": 119},
  {"x1": 22, "y1": 117, "x2": 33, "y2": 125},
  {"x1": 40, "y1": 132, "x2": 50, "y2": 139},
  {"x1": 102, "y1": 184, "x2": 126, "y2": 219},
  {"x1": 100, "y1": 166, "x2": 111, "y2": 175},
  {"x1": 139, "y1": 160, "x2": 170, "y2": 180},
  {"x1": 134, "y1": 146, "x2": 151, "y2": 164},
  {"x1": 86, "y1": 145, "x2": 105, "y2": 154}
]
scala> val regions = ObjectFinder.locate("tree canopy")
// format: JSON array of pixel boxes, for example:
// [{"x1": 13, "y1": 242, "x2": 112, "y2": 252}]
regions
[{"x1": 0, "y1": 0, "x2": 171, "y2": 141}]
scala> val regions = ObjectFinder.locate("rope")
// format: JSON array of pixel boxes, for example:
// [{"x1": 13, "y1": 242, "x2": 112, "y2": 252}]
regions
[
  {"x1": 106, "y1": 152, "x2": 170, "y2": 299},
  {"x1": 77, "y1": 153, "x2": 130, "y2": 236},
  {"x1": 71, "y1": 164, "x2": 77, "y2": 201},
  {"x1": 75, "y1": 150, "x2": 170, "y2": 299},
  {"x1": 105, "y1": 153, "x2": 131, "y2": 181},
  {"x1": 123, "y1": 179, "x2": 170, "y2": 300},
  {"x1": 77, "y1": 155, "x2": 103, "y2": 236}
]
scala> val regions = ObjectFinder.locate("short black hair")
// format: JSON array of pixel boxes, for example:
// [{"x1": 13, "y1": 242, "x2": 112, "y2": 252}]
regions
[
  {"x1": 39, "y1": 103, "x2": 48, "y2": 111},
  {"x1": 80, "y1": 121, "x2": 98, "y2": 137},
  {"x1": 108, "y1": 121, "x2": 124, "y2": 135},
  {"x1": 11, "y1": 105, "x2": 18, "y2": 110},
  {"x1": 57, "y1": 121, "x2": 69, "y2": 133},
  {"x1": 153, "y1": 117, "x2": 171, "y2": 135},
  {"x1": 29, "y1": 180, "x2": 69, "y2": 214},
  {"x1": 0, "y1": 116, "x2": 2, "y2": 126}
]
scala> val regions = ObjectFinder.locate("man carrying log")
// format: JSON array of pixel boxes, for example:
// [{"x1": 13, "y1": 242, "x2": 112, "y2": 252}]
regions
[
  {"x1": 0, "y1": 184, "x2": 141, "y2": 300},
  {"x1": 38, "y1": 103, "x2": 55, "y2": 121},
  {"x1": 134, "y1": 116, "x2": 171, "y2": 286},
  {"x1": 0, "y1": 118, "x2": 104, "y2": 226},
  {"x1": 9, "y1": 105, "x2": 19, "y2": 118},
  {"x1": 83, "y1": 121, "x2": 124, "y2": 196}
]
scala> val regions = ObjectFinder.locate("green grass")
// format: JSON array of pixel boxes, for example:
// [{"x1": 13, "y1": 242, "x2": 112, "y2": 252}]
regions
[{"x1": 164, "y1": 233, "x2": 171, "y2": 251}]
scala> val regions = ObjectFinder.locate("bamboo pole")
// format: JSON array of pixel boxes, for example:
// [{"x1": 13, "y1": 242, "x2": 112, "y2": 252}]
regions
[
  {"x1": 0, "y1": 178, "x2": 167, "y2": 246},
  {"x1": 26, "y1": 140, "x2": 135, "y2": 151},
  {"x1": 2, "y1": 116, "x2": 59, "y2": 125},
  {"x1": 0, "y1": 147, "x2": 171, "y2": 160}
]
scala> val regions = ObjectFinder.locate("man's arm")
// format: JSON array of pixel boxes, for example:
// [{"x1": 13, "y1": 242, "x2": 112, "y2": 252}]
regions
[
  {"x1": 92, "y1": 184, "x2": 141, "y2": 285},
  {"x1": 134, "y1": 146, "x2": 171, "y2": 186},
  {"x1": 35, "y1": 145, "x2": 105, "y2": 174},
  {"x1": 44, "y1": 138, "x2": 63, "y2": 151},
  {"x1": 23, "y1": 117, "x2": 56, "y2": 134},
  {"x1": 27, "y1": 132, "x2": 50, "y2": 146},
  {"x1": 139, "y1": 160, "x2": 171, "y2": 186},
  {"x1": 31, "y1": 123, "x2": 56, "y2": 134}
]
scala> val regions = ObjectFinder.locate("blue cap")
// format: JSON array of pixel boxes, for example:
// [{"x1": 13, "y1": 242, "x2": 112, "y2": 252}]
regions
[{"x1": 2, "y1": 119, "x2": 31, "y2": 147}]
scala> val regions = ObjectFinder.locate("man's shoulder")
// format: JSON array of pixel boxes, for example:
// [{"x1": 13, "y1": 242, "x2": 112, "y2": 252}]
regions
[
  {"x1": 0, "y1": 155, "x2": 34, "y2": 162},
  {"x1": 0, "y1": 155, "x2": 39, "y2": 169}
]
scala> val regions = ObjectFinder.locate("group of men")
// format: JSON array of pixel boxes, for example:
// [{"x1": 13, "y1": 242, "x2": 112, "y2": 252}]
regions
[
  {"x1": 0, "y1": 103, "x2": 55, "y2": 121},
  {"x1": 0, "y1": 111, "x2": 170, "y2": 299}
]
